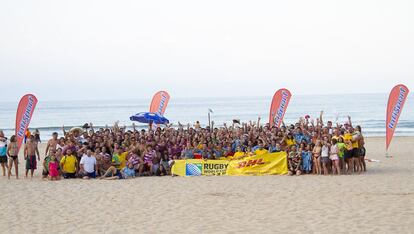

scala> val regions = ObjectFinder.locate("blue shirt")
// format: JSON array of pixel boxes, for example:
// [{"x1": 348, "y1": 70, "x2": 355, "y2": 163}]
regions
[
  {"x1": 268, "y1": 145, "x2": 281, "y2": 153},
  {"x1": 122, "y1": 167, "x2": 135, "y2": 178},
  {"x1": 0, "y1": 142, "x2": 7, "y2": 156}
]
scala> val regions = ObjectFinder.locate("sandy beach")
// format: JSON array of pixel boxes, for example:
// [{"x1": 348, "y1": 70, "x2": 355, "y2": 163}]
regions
[{"x1": 0, "y1": 136, "x2": 413, "y2": 234}]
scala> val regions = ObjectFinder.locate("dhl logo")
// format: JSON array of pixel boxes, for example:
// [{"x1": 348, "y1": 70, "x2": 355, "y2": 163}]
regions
[{"x1": 235, "y1": 158, "x2": 266, "y2": 168}]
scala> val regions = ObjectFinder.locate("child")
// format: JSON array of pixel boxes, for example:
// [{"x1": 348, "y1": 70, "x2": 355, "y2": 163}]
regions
[
  {"x1": 121, "y1": 162, "x2": 136, "y2": 179},
  {"x1": 337, "y1": 137, "x2": 347, "y2": 174},
  {"x1": 48, "y1": 155, "x2": 60, "y2": 181},
  {"x1": 288, "y1": 145, "x2": 302, "y2": 176},
  {"x1": 330, "y1": 139, "x2": 340, "y2": 175},
  {"x1": 302, "y1": 144, "x2": 312, "y2": 174},
  {"x1": 312, "y1": 140, "x2": 322, "y2": 175}
]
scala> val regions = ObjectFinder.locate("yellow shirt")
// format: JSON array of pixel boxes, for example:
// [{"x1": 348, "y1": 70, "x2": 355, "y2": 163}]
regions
[
  {"x1": 232, "y1": 151, "x2": 245, "y2": 159},
  {"x1": 343, "y1": 133, "x2": 352, "y2": 143},
  {"x1": 332, "y1": 135, "x2": 341, "y2": 141},
  {"x1": 60, "y1": 155, "x2": 77, "y2": 173},
  {"x1": 118, "y1": 152, "x2": 128, "y2": 169},
  {"x1": 285, "y1": 139, "x2": 296, "y2": 147},
  {"x1": 255, "y1": 148, "x2": 268, "y2": 156},
  {"x1": 351, "y1": 132, "x2": 360, "y2": 148},
  {"x1": 343, "y1": 134, "x2": 353, "y2": 150}
]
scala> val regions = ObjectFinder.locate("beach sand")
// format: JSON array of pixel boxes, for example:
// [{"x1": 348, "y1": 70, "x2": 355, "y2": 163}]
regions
[{"x1": 1, "y1": 137, "x2": 413, "y2": 234}]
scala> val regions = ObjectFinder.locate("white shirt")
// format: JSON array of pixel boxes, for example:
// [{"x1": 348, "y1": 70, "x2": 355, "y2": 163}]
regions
[
  {"x1": 321, "y1": 145, "x2": 330, "y2": 158},
  {"x1": 80, "y1": 154, "x2": 97, "y2": 173}
]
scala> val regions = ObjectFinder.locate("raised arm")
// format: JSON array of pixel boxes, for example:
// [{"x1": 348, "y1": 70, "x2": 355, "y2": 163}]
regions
[
  {"x1": 62, "y1": 125, "x2": 67, "y2": 136},
  {"x1": 89, "y1": 122, "x2": 95, "y2": 134},
  {"x1": 319, "y1": 111, "x2": 324, "y2": 127},
  {"x1": 348, "y1": 116, "x2": 353, "y2": 128}
]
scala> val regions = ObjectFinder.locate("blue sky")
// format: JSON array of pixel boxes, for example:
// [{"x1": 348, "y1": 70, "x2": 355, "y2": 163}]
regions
[{"x1": 1, "y1": 0, "x2": 413, "y2": 101}]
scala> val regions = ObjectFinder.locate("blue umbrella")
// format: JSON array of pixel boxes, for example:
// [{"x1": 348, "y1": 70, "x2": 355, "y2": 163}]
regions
[{"x1": 129, "y1": 112, "x2": 169, "y2": 125}]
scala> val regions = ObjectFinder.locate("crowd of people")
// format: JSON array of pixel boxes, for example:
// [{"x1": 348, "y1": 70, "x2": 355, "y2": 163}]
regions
[{"x1": 0, "y1": 111, "x2": 367, "y2": 180}]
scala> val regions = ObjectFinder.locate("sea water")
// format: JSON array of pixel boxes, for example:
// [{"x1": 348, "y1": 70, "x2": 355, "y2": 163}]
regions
[{"x1": 0, "y1": 93, "x2": 413, "y2": 138}]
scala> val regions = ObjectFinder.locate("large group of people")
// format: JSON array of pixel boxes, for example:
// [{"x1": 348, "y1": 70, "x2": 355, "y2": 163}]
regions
[{"x1": 0, "y1": 111, "x2": 367, "y2": 180}]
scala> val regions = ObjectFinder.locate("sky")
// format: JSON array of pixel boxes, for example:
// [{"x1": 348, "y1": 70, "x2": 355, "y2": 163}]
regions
[{"x1": 0, "y1": 0, "x2": 413, "y2": 102}]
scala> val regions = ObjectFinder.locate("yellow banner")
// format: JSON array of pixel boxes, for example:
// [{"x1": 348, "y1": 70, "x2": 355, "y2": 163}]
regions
[
  {"x1": 226, "y1": 152, "x2": 288, "y2": 176},
  {"x1": 171, "y1": 152, "x2": 288, "y2": 176},
  {"x1": 171, "y1": 159, "x2": 229, "y2": 176}
]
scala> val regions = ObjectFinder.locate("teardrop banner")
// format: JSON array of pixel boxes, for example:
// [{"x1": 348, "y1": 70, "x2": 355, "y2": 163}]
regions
[
  {"x1": 149, "y1": 91, "x2": 170, "y2": 129},
  {"x1": 149, "y1": 91, "x2": 170, "y2": 115},
  {"x1": 269, "y1": 89, "x2": 292, "y2": 128},
  {"x1": 386, "y1": 84, "x2": 409, "y2": 151},
  {"x1": 15, "y1": 94, "x2": 38, "y2": 153}
]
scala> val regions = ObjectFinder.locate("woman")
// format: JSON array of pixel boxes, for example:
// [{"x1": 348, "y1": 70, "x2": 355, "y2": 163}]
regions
[
  {"x1": 330, "y1": 139, "x2": 340, "y2": 175},
  {"x1": 7, "y1": 135, "x2": 19, "y2": 179},
  {"x1": 356, "y1": 126, "x2": 366, "y2": 172},
  {"x1": 337, "y1": 137, "x2": 347, "y2": 174},
  {"x1": 320, "y1": 140, "x2": 330, "y2": 175},
  {"x1": 312, "y1": 140, "x2": 322, "y2": 175}
]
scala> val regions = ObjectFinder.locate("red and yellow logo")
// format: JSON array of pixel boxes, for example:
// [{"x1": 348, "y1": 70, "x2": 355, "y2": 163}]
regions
[{"x1": 235, "y1": 158, "x2": 266, "y2": 168}]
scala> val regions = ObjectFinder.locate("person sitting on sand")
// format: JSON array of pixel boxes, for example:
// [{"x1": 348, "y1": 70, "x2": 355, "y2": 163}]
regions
[
  {"x1": 121, "y1": 162, "x2": 136, "y2": 179},
  {"x1": 79, "y1": 150, "x2": 98, "y2": 179},
  {"x1": 99, "y1": 149, "x2": 122, "y2": 179},
  {"x1": 60, "y1": 149, "x2": 78, "y2": 179}
]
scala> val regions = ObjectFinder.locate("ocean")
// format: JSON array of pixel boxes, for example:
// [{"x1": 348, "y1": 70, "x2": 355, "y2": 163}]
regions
[{"x1": 0, "y1": 93, "x2": 413, "y2": 138}]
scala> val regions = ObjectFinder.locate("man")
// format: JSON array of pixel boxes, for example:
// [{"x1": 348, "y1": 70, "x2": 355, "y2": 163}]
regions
[
  {"x1": 24, "y1": 136, "x2": 40, "y2": 178},
  {"x1": 268, "y1": 140, "x2": 282, "y2": 153},
  {"x1": 181, "y1": 143, "x2": 194, "y2": 159},
  {"x1": 254, "y1": 141, "x2": 268, "y2": 156},
  {"x1": 60, "y1": 149, "x2": 78, "y2": 179},
  {"x1": 80, "y1": 150, "x2": 98, "y2": 179},
  {"x1": 45, "y1": 132, "x2": 59, "y2": 157}
]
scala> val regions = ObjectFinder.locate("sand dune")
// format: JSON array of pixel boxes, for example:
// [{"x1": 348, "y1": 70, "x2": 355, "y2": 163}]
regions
[{"x1": 1, "y1": 137, "x2": 413, "y2": 234}]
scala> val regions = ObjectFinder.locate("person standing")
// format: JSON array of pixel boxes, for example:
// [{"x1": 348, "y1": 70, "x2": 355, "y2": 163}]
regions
[
  {"x1": 34, "y1": 129, "x2": 41, "y2": 143},
  {"x1": 45, "y1": 132, "x2": 59, "y2": 157},
  {"x1": 7, "y1": 135, "x2": 19, "y2": 179},
  {"x1": 24, "y1": 136, "x2": 40, "y2": 178},
  {"x1": 0, "y1": 132, "x2": 8, "y2": 176}
]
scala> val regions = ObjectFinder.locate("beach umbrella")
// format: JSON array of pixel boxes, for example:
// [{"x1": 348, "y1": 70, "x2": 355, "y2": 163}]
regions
[{"x1": 129, "y1": 112, "x2": 169, "y2": 125}]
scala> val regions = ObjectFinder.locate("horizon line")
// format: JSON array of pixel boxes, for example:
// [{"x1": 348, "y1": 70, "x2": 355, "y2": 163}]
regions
[{"x1": 0, "y1": 92, "x2": 391, "y2": 103}]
